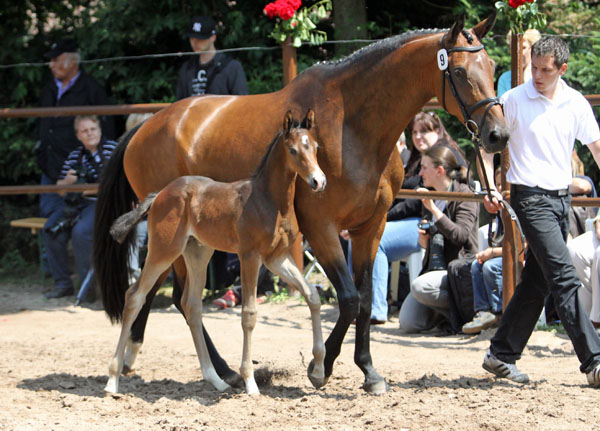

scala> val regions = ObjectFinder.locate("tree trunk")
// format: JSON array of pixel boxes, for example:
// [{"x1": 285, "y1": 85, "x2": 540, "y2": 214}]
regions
[{"x1": 333, "y1": 0, "x2": 367, "y2": 56}]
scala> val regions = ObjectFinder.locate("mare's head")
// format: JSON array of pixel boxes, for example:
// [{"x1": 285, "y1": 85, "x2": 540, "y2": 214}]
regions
[
  {"x1": 281, "y1": 109, "x2": 326, "y2": 192},
  {"x1": 437, "y1": 12, "x2": 509, "y2": 153}
]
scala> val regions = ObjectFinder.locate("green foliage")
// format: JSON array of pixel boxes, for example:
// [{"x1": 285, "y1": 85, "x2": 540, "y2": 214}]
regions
[{"x1": 266, "y1": 0, "x2": 332, "y2": 47}]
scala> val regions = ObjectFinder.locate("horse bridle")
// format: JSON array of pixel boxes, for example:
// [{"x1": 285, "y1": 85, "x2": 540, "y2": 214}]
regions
[
  {"x1": 438, "y1": 32, "x2": 524, "y2": 250},
  {"x1": 439, "y1": 33, "x2": 500, "y2": 144}
]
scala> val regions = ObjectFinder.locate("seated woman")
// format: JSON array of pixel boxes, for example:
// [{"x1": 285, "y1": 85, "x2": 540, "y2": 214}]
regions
[
  {"x1": 369, "y1": 112, "x2": 466, "y2": 324},
  {"x1": 43, "y1": 115, "x2": 117, "y2": 300},
  {"x1": 398, "y1": 145, "x2": 479, "y2": 333},
  {"x1": 568, "y1": 212, "x2": 600, "y2": 335}
]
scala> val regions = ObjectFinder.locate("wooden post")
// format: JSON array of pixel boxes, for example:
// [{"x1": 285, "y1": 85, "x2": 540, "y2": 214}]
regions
[
  {"x1": 501, "y1": 33, "x2": 524, "y2": 310},
  {"x1": 282, "y1": 36, "x2": 298, "y2": 87},
  {"x1": 281, "y1": 36, "x2": 304, "y2": 276}
]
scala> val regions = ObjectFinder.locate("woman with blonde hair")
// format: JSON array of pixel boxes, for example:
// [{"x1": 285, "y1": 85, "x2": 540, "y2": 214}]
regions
[{"x1": 497, "y1": 28, "x2": 542, "y2": 97}]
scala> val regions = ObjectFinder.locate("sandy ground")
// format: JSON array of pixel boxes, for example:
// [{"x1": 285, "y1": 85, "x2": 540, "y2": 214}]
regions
[{"x1": 1, "y1": 279, "x2": 599, "y2": 431}]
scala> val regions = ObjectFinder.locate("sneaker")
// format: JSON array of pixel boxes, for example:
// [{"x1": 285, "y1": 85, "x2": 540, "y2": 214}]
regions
[
  {"x1": 44, "y1": 287, "x2": 74, "y2": 299},
  {"x1": 462, "y1": 311, "x2": 501, "y2": 334},
  {"x1": 587, "y1": 363, "x2": 600, "y2": 387},
  {"x1": 212, "y1": 289, "x2": 238, "y2": 309},
  {"x1": 482, "y1": 349, "x2": 529, "y2": 383}
]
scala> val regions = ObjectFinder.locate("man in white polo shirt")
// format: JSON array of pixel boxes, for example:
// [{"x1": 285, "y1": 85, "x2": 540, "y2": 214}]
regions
[{"x1": 480, "y1": 36, "x2": 600, "y2": 387}]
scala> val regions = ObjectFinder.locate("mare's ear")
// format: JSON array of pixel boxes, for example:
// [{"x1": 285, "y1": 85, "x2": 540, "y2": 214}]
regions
[
  {"x1": 472, "y1": 11, "x2": 497, "y2": 40},
  {"x1": 447, "y1": 14, "x2": 465, "y2": 45},
  {"x1": 302, "y1": 109, "x2": 315, "y2": 130},
  {"x1": 283, "y1": 110, "x2": 294, "y2": 134}
]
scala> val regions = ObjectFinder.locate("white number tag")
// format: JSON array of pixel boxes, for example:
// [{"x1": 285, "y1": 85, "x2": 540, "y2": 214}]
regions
[{"x1": 437, "y1": 49, "x2": 448, "y2": 71}]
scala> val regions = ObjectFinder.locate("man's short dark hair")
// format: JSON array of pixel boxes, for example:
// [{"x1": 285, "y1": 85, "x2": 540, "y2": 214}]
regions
[{"x1": 532, "y1": 36, "x2": 570, "y2": 69}]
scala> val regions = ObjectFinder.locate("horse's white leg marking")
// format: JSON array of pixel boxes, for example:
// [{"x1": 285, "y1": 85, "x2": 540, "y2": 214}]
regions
[
  {"x1": 239, "y1": 254, "x2": 261, "y2": 395},
  {"x1": 181, "y1": 240, "x2": 230, "y2": 392},
  {"x1": 122, "y1": 339, "x2": 142, "y2": 374},
  {"x1": 105, "y1": 260, "x2": 171, "y2": 394},
  {"x1": 266, "y1": 253, "x2": 325, "y2": 386}
]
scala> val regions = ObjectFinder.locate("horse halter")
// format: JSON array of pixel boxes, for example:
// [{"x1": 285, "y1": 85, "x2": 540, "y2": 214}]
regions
[{"x1": 438, "y1": 33, "x2": 500, "y2": 143}]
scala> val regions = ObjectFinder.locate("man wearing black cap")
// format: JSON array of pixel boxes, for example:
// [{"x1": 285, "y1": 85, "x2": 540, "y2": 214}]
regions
[
  {"x1": 175, "y1": 16, "x2": 248, "y2": 99},
  {"x1": 37, "y1": 38, "x2": 115, "y2": 299}
]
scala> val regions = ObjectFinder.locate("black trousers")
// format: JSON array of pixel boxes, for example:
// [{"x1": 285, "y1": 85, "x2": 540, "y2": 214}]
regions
[{"x1": 490, "y1": 186, "x2": 600, "y2": 373}]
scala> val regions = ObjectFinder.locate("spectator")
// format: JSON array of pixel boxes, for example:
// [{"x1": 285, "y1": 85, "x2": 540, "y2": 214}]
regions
[
  {"x1": 480, "y1": 36, "x2": 600, "y2": 386},
  {"x1": 37, "y1": 38, "x2": 115, "y2": 224},
  {"x1": 176, "y1": 16, "x2": 248, "y2": 99},
  {"x1": 497, "y1": 29, "x2": 542, "y2": 97},
  {"x1": 365, "y1": 112, "x2": 465, "y2": 324},
  {"x1": 396, "y1": 131, "x2": 410, "y2": 167},
  {"x1": 43, "y1": 115, "x2": 117, "y2": 299},
  {"x1": 462, "y1": 166, "x2": 504, "y2": 334},
  {"x1": 568, "y1": 212, "x2": 600, "y2": 337},
  {"x1": 398, "y1": 145, "x2": 479, "y2": 333}
]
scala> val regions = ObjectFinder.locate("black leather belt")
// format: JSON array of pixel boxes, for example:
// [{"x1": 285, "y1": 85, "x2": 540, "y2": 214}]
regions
[{"x1": 512, "y1": 184, "x2": 569, "y2": 197}]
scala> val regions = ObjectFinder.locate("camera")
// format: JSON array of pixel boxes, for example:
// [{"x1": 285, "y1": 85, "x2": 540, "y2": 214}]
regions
[
  {"x1": 45, "y1": 166, "x2": 94, "y2": 237},
  {"x1": 418, "y1": 221, "x2": 432, "y2": 231}
]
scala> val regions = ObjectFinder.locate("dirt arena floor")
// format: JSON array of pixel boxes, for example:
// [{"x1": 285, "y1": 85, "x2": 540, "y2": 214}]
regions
[{"x1": 1, "y1": 279, "x2": 599, "y2": 431}]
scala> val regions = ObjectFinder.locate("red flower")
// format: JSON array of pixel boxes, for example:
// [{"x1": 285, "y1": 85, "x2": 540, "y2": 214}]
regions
[
  {"x1": 508, "y1": 0, "x2": 527, "y2": 8},
  {"x1": 264, "y1": 2, "x2": 279, "y2": 18},
  {"x1": 264, "y1": 0, "x2": 301, "y2": 20},
  {"x1": 279, "y1": 4, "x2": 296, "y2": 20}
]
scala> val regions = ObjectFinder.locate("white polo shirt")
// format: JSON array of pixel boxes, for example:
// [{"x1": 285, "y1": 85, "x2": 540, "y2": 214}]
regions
[{"x1": 501, "y1": 79, "x2": 600, "y2": 190}]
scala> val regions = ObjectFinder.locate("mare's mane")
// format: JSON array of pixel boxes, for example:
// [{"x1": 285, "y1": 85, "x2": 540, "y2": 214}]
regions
[
  {"x1": 251, "y1": 120, "x2": 302, "y2": 180},
  {"x1": 316, "y1": 28, "x2": 442, "y2": 72},
  {"x1": 307, "y1": 27, "x2": 475, "y2": 75}
]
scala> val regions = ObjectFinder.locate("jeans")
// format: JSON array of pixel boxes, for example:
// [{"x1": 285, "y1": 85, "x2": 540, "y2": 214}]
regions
[
  {"x1": 471, "y1": 256, "x2": 503, "y2": 314},
  {"x1": 353, "y1": 217, "x2": 421, "y2": 321},
  {"x1": 42, "y1": 198, "x2": 96, "y2": 290},
  {"x1": 490, "y1": 187, "x2": 600, "y2": 373}
]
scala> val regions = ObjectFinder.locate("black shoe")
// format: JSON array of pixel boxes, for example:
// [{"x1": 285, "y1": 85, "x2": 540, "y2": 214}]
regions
[{"x1": 45, "y1": 288, "x2": 74, "y2": 299}]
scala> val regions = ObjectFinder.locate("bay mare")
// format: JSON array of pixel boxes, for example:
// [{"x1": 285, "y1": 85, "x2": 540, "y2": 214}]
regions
[
  {"x1": 94, "y1": 13, "x2": 508, "y2": 394},
  {"x1": 104, "y1": 110, "x2": 326, "y2": 395}
]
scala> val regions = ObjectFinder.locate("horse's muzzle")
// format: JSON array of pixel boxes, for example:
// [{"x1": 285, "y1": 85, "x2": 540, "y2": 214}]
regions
[
  {"x1": 309, "y1": 172, "x2": 327, "y2": 192},
  {"x1": 483, "y1": 124, "x2": 510, "y2": 153}
]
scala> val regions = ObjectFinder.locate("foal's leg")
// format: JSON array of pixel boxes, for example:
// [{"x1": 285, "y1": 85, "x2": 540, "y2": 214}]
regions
[
  {"x1": 105, "y1": 261, "x2": 172, "y2": 394},
  {"x1": 239, "y1": 253, "x2": 261, "y2": 395},
  {"x1": 171, "y1": 257, "x2": 243, "y2": 388},
  {"x1": 124, "y1": 270, "x2": 170, "y2": 374},
  {"x1": 181, "y1": 240, "x2": 229, "y2": 392},
  {"x1": 265, "y1": 253, "x2": 325, "y2": 388}
]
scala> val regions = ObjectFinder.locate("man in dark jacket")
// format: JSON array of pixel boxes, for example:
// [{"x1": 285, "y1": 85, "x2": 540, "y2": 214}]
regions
[
  {"x1": 175, "y1": 16, "x2": 250, "y2": 297},
  {"x1": 37, "y1": 38, "x2": 115, "y2": 298},
  {"x1": 175, "y1": 16, "x2": 248, "y2": 100}
]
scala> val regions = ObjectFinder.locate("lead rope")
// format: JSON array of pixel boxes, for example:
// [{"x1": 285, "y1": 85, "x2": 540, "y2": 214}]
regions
[{"x1": 470, "y1": 138, "x2": 525, "y2": 253}]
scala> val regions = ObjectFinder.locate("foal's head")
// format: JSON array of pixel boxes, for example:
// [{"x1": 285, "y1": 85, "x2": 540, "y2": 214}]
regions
[{"x1": 281, "y1": 109, "x2": 326, "y2": 192}]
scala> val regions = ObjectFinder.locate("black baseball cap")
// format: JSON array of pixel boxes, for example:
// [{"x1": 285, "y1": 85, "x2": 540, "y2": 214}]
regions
[
  {"x1": 188, "y1": 16, "x2": 217, "y2": 39},
  {"x1": 45, "y1": 38, "x2": 78, "y2": 59}
]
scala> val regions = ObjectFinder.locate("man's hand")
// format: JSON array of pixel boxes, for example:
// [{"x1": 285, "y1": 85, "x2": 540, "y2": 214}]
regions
[{"x1": 483, "y1": 190, "x2": 503, "y2": 214}]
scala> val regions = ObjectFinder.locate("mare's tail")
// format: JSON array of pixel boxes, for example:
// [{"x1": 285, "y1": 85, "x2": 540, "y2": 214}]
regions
[
  {"x1": 93, "y1": 124, "x2": 143, "y2": 323},
  {"x1": 110, "y1": 193, "x2": 157, "y2": 244}
]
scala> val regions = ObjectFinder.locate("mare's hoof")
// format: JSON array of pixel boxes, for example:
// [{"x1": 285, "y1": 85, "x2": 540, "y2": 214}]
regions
[
  {"x1": 121, "y1": 365, "x2": 133, "y2": 375},
  {"x1": 222, "y1": 369, "x2": 245, "y2": 389},
  {"x1": 307, "y1": 359, "x2": 327, "y2": 388},
  {"x1": 362, "y1": 377, "x2": 388, "y2": 394}
]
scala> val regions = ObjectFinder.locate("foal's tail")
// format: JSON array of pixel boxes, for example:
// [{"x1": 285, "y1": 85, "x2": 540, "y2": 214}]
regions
[
  {"x1": 110, "y1": 193, "x2": 157, "y2": 244},
  {"x1": 93, "y1": 124, "x2": 142, "y2": 324}
]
